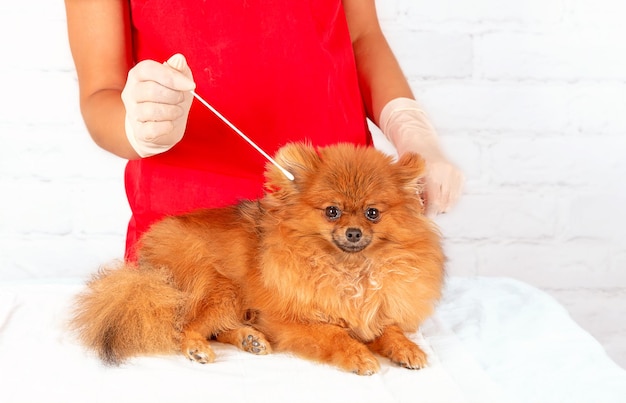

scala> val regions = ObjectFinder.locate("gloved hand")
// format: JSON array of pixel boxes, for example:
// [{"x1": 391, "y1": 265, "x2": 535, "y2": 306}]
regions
[
  {"x1": 122, "y1": 53, "x2": 196, "y2": 158},
  {"x1": 379, "y1": 97, "x2": 464, "y2": 216}
]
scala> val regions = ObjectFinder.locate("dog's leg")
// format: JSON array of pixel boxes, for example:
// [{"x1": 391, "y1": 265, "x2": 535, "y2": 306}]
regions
[
  {"x1": 179, "y1": 276, "x2": 243, "y2": 364},
  {"x1": 266, "y1": 321, "x2": 380, "y2": 375},
  {"x1": 366, "y1": 325, "x2": 427, "y2": 369},
  {"x1": 181, "y1": 329, "x2": 216, "y2": 364},
  {"x1": 215, "y1": 326, "x2": 271, "y2": 355}
]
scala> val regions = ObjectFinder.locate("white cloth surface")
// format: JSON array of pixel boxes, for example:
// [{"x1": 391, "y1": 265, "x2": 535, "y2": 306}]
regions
[{"x1": 0, "y1": 276, "x2": 624, "y2": 403}]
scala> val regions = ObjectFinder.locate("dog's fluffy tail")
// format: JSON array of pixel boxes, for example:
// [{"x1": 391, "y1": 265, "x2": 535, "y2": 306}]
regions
[{"x1": 69, "y1": 262, "x2": 187, "y2": 365}]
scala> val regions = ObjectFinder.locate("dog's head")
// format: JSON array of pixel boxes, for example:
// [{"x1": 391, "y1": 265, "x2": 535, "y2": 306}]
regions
[{"x1": 261, "y1": 143, "x2": 428, "y2": 255}]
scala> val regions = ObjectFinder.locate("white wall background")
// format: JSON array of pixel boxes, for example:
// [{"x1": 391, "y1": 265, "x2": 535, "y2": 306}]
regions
[{"x1": 0, "y1": 1, "x2": 624, "y2": 363}]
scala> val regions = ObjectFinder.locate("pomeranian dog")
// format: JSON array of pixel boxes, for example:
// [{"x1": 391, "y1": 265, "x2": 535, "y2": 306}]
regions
[{"x1": 71, "y1": 143, "x2": 445, "y2": 375}]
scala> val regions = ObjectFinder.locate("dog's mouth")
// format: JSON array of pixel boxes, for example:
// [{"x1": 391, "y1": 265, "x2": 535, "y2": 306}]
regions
[
  {"x1": 335, "y1": 242, "x2": 370, "y2": 253},
  {"x1": 332, "y1": 227, "x2": 372, "y2": 253}
]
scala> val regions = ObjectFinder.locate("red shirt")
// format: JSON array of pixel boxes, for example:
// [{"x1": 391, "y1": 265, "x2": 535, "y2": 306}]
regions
[{"x1": 125, "y1": 0, "x2": 371, "y2": 259}]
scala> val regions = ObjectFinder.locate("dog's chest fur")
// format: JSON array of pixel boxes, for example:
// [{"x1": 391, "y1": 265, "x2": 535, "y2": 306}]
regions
[{"x1": 260, "y1": 251, "x2": 423, "y2": 342}]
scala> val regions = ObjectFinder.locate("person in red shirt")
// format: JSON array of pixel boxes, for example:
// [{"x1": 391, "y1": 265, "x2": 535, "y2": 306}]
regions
[{"x1": 64, "y1": 0, "x2": 464, "y2": 260}]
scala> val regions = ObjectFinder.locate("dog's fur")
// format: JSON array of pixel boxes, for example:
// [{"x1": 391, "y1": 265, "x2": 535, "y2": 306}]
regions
[{"x1": 71, "y1": 143, "x2": 445, "y2": 375}]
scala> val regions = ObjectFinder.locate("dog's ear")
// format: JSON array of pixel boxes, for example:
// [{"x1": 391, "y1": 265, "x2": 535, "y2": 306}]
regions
[
  {"x1": 394, "y1": 152, "x2": 427, "y2": 195},
  {"x1": 264, "y1": 142, "x2": 321, "y2": 193}
]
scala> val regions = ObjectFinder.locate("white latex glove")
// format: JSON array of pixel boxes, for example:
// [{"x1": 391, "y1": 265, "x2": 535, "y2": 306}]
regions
[
  {"x1": 122, "y1": 53, "x2": 196, "y2": 157},
  {"x1": 379, "y1": 97, "x2": 464, "y2": 216}
]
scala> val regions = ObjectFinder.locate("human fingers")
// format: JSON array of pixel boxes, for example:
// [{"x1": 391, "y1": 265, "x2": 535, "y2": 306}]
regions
[
  {"x1": 424, "y1": 161, "x2": 464, "y2": 216},
  {"x1": 129, "y1": 58, "x2": 195, "y2": 92},
  {"x1": 132, "y1": 101, "x2": 186, "y2": 125},
  {"x1": 122, "y1": 55, "x2": 195, "y2": 157},
  {"x1": 131, "y1": 120, "x2": 177, "y2": 144},
  {"x1": 127, "y1": 79, "x2": 187, "y2": 105}
]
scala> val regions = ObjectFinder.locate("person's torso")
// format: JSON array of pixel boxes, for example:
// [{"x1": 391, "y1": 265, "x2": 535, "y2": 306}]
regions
[
  {"x1": 124, "y1": 0, "x2": 371, "y2": 258},
  {"x1": 129, "y1": 0, "x2": 371, "y2": 179}
]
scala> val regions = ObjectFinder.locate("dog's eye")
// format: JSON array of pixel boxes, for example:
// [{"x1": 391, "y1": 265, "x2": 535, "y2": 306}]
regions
[
  {"x1": 325, "y1": 206, "x2": 342, "y2": 220},
  {"x1": 365, "y1": 208, "x2": 380, "y2": 222}
]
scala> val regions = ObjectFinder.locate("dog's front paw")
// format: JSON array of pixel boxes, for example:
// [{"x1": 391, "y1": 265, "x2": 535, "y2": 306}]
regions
[
  {"x1": 338, "y1": 345, "x2": 380, "y2": 375},
  {"x1": 367, "y1": 326, "x2": 428, "y2": 370},
  {"x1": 181, "y1": 333, "x2": 216, "y2": 364},
  {"x1": 350, "y1": 354, "x2": 380, "y2": 376},
  {"x1": 390, "y1": 343, "x2": 428, "y2": 370}
]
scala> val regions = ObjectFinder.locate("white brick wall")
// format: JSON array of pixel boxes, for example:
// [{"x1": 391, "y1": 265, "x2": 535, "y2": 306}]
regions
[
  {"x1": 375, "y1": 0, "x2": 626, "y2": 295},
  {"x1": 0, "y1": 1, "x2": 129, "y2": 281},
  {"x1": 1, "y1": 0, "x2": 624, "y2": 300}
]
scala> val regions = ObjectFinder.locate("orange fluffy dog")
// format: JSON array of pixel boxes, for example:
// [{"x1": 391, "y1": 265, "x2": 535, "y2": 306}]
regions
[{"x1": 71, "y1": 143, "x2": 444, "y2": 375}]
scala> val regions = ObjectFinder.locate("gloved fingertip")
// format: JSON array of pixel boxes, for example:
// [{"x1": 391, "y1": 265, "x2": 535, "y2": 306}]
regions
[
  {"x1": 166, "y1": 53, "x2": 187, "y2": 71},
  {"x1": 164, "y1": 54, "x2": 195, "y2": 90},
  {"x1": 424, "y1": 202, "x2": 438, "y2": 218}
]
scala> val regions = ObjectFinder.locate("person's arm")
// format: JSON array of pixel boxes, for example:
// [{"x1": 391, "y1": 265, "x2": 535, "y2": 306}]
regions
[
  {"x1": 65, "y1": 0, "x2": 138, "y2": 159},
  {"x1": 342, "y1": 0, "x2": 411, "y2": 124},
  {"x1": 343, "y1": 0, "x2": 464, "y2": 216},
  {"x1": 65, "y1": 0, "x2": 195, "y2": 160}
]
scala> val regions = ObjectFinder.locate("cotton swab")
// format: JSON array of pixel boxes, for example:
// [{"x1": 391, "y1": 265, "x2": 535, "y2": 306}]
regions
[{"x1": 190, "y1": 90, "x2": 295, "y2": 181}]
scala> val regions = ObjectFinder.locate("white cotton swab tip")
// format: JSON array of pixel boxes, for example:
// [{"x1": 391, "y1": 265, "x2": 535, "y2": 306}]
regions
[{"x1": 190, "y1": 90, "x2": 295, "y2": 181}]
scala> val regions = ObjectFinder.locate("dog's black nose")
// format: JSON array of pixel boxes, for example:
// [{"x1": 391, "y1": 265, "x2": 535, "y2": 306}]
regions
[{"x1": 345, "y1": 228, "x2": 362, "y2": 243}]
